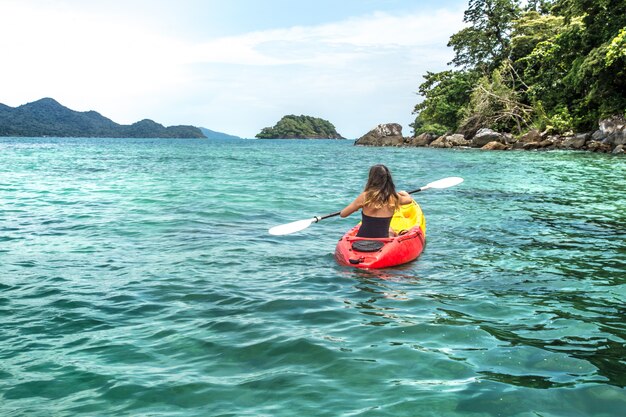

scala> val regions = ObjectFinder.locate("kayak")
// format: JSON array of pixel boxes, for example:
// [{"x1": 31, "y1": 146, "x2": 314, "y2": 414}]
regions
[{"x1": 334, "y1": 201, "x2": 426, "y2": 269}]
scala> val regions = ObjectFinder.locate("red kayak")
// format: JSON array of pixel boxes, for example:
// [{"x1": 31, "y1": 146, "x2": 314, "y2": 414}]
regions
[{"x1": 335, "y1": 201, "x2": 426, "y2": 269}]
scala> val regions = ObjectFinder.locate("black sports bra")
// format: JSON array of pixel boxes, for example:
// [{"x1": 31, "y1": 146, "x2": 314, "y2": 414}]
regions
[{"x1": 357, "y1": 213, "x2": 392, "y2": 238}]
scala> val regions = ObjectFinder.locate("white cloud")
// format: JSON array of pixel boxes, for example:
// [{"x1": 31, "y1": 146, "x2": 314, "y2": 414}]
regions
[{"x1": 0, "y1": 1, "x2": 464, "y2": 137}]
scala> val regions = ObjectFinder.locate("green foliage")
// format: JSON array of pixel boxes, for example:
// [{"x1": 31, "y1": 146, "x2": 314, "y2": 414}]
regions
[
  {"x1": 606, "y1": 26, "x2": 626, "y2": 66},
  {"x1": 413, "y1": 0, "x2": 626, "y2": 136},
  {"x1": 411, "y1": 70, "x2": 478, "y2": 134},
  {"x1": 448, "y1": 0, "x2": 521, "y2": 71},
  {"x1": 535, "y1": 104, "x2": 576, "y2": 133},
  {"x1": 460, "y1": 61, "x2": 535, "y2": 134},
  {"x1": 255, "y1": 115, "x2": 342, "y2": 139},
  {"x1": 411, "y1": 114, "x2": 450, "y2": 136}
]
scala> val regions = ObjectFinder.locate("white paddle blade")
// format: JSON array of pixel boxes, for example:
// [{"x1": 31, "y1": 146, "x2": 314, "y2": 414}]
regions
[
  {"x1": 268, "y1": 218, "x2": 316, "y2": 235},
  {"x1": 425, "y1": 176, "x2": 464, "y2": 190}
]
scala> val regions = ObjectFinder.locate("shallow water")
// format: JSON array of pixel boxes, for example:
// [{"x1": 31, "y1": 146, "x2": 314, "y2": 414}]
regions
[{"x1": 1, "y1": 137, "x2": 625, "y2": 416}]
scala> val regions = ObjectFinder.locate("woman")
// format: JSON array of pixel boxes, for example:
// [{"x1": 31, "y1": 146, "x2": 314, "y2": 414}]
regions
[{"x1": 340, "y1": 164, "x2": 413, "y2": 238}]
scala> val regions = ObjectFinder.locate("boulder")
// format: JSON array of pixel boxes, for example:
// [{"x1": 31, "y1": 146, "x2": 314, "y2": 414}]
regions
[
  {"x1": 599, "y1": 115, "x2": 626, "y2": 146},
  {"x1": 481, "y1": 141, "x2": 509, "y2": 150},
  {"x1": 429, "y1": 134, "x2": 470, "y2": 148},
  {"x1": 612, "y1": 144, "x2": 624, "y2": 154},
  {"x1": 538, "y1": 137, "x2": 558, "y2": 149},
  {"x1": 608, "y1": 129, "x2": 626, "y2": 146},
  {"x1": 591, "y1": 130, "x2": 606, "y2": 141},
  {"x1": 472, "y1": 128, "x2": 505, "y2": 147},
  {"x1": 503, "y1": 133, "x2": 516, "y2": 144},
  {"x1": 518, "y1": 129, "x2": 542, "y2": 143},
  {"x1": 561, "y1": 133, "x2": 590, "y2": 149},
  {"x1": 409, "y1": 132, "x2": 437, "y2": 147},
  {"x1": 586, "y1": 141, "x2": 612, "y2": 153},
  {"x1": 599, "y1": 115, "x2": 625, "y2": 135},
  {"x1": 522, "y1": 142, "x2": 541, "y2": 150},
  {"x1": 355, "y1": 123, "x2": 404, "y2": 146}
]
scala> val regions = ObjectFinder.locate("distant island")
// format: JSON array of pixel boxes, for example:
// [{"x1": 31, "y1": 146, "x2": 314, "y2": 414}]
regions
[
  {"x1": 0, "y1": 98, "x2": 205, "y2": 138},
  {"x1": 199, "y1": 127, "x2": 242, "y2": 140},
  {"x1": 256, "y1": 115, "x2": 344, "y2": 139}
]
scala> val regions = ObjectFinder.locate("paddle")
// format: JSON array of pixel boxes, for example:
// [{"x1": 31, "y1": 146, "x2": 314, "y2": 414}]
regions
[{"x1": 268, "y1": 176, "x2": 464, "y2": 236}]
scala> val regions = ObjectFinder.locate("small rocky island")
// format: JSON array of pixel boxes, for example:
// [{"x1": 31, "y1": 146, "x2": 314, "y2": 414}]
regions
[
  {"x1": 0, "y1": 98, "x2": 205, "y2": 138},
  {"x1": 256, "y1": 115, "x2": 344, "y2": 139},
  {"x1": 355, "y1": 118, "x2": 625, "y2": 154}
]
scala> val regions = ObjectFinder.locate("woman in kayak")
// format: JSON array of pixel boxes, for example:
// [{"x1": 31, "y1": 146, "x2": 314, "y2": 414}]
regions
[{"x1": 340, "y1": 164, "x2": 413, "y2": 238}]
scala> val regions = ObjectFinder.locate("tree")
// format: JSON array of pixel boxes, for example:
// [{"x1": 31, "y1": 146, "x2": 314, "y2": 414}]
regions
[
  {"x1": 411, "y1": 70, "x2": 478, "y2": 135},
  {"x1": 459, "y1": 61, "x2": 535, "y2": 135},
  {"x1": 255, "y1": 115, "x2": 342, "y2": 139},
  {"x1": 412, "y1": 0, "x2": 626, "y2": 137},
  {"x1": 448, "y1": 0, "x2": 521, "y2": 72}
]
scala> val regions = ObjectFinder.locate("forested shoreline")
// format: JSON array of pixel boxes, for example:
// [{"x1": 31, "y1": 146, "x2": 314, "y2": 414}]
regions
[
  {"x1": 411, "y1": 0, "x2": 625, "y2": 143},
  {"x1": 255, "y1": 115, "x2": 344, "y2": 139}
]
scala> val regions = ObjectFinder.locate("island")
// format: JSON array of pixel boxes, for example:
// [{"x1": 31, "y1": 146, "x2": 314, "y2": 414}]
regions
[
  {"x1": 256, "y1": 115, "x2": 344, "y2": 139},
  {"x1": 0, "y1": 98, "x2": 206, "y2": 138}
]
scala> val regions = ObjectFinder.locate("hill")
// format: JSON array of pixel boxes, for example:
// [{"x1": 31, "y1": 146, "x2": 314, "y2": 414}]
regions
[
  {"x1": 0, "y1": 98, "x2": 206, "y2": 138},
  {"x1": 199, "y1": 127, "x2": 242, "y2": 140},
  {"x1": 256, "y1": 115, "x2": 344, "y2": 139}
]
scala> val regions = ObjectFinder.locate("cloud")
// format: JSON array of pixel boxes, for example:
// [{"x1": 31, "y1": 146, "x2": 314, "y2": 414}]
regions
[
  {"x1": 0, "y1": 1, "x2": 464, "y2": 137},
  {"x1": 190, "y1": 9, "x2": 461, "y2": 67}
]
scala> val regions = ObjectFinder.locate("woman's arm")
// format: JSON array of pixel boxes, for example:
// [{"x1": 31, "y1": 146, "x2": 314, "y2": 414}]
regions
[
  {"x1": 340, "y1": 192, "x2": 364, "y2": 217},
  {"x1": 398, "y1": 191, "x2": 413, "y2": 205}
]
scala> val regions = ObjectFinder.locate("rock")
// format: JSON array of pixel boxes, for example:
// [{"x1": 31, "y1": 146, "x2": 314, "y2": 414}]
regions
[
  {"x1": 591, "y1": 130, "x2": 606, "y2": 141},
  {"x1": 519, "y1": 129, "x2": 542, "y2": 143},
  {"x1": 586, "y1": 141, "x2": 612, "y2": 153},
  {"x1": 612, "y1": 144, "x2": 624, "y2": 154},
  {"x1": 522, "y1": 142, "x2": 541, "y2": 150},
  {"x1": 599, "y1": 115, "x2": 625, "y2": 135},
  {"x1": 429, "y1": 136, "x2": 451, "y2": 148},
  {"x1": 430, "y1": 134, "x2": 470, "y2": 148},
  {"x1": 538, "y1": 138, "x2": 556, "y2": 148},
  {"x1": 409, "y1": 132, "x2": 437, "y2": 147},
  {"x1": 355, "y1": 123, "x2": 404, "y2": 146},
  {"x1": 561, "y1": 133, "x2": 590, "y2": 149},
  {"x1": 503, "y1": 133, "x2": 516, "y2": 144},
  {"x1": 447, "y1": 134, "x2": 471, "y2": 146},
  {"x1": 472, "y1": 128, "x2": 504, "y2": 147},
  {"x1": 481, "y1": 141, "x2": 509, "y2": 150},
  {"x1": 608, "y1": 130, "x2": 626, "y2": 146},
  {"x1": 599, "y1": 115, "x2": 626, "y2": 146}
]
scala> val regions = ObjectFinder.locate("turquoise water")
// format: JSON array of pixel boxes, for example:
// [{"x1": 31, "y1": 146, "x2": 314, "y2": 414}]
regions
[{"x1": 1, "y1": 137, "x2": 625, "y2": 416}]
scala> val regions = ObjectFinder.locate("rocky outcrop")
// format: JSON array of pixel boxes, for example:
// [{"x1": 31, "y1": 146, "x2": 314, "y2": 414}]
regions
[
  {"x1": 355, "y1": 123, "x2": 405, "y2": 146},
  {"x1": 599, "y1": 115, "x2": 626, "y2": 146},
  {"x1": 561, "y1": 133, "x2": 589, "y2": 149},
  {"x1": 481, "y1": 141, "x2": 509, "y2": 150},
  {"x1": 407, "y1": 132, "x2": 437, "y2": 147},
  {"x1": 354, "y1": 117, "x2": 624, "y2": 153},
  {"x1": 472, "y1": 128, "x2": 505, "y2": 147},
  {"x1": 430, "y1": 134, "x2": 471, "y2": 148}
]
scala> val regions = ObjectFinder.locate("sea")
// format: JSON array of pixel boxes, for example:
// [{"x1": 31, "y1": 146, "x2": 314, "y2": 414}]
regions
[{"x1": 1, "y1": 137, "x2": 625, "y2": 416}]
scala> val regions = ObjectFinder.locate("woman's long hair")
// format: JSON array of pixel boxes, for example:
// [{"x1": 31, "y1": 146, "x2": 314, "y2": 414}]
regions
[{"x1": 363, "y1": 164, "x2": 399, "y2": 210}]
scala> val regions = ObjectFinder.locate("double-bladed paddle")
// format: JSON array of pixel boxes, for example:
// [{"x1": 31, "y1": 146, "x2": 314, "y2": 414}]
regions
[{"x1": 268, "y1": 176, "x2": 464, "y2": 236}]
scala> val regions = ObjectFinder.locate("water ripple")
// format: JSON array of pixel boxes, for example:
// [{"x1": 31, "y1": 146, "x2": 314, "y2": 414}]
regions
[{"x1": 1, "y1": 138, "x2": 625, "y2": 416}]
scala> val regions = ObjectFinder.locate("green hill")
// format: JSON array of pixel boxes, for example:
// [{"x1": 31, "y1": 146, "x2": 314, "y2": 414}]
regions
[
  {"x1": 0, "y1": 98, "x2": 205, "y2": 138},
  {"x1": 199, "y1": 127, "x2": 242, "y2": 140},
  {"x1": 256, "y1": 115, "x2": 344, "y2": 139}
]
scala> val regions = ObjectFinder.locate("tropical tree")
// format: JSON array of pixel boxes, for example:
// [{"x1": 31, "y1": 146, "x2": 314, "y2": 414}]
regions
[{"x1": 448, "y1": 0, "x2": 521, "y2": 72}]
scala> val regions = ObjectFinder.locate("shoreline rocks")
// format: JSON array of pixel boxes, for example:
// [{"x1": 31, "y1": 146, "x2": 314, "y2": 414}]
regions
[{"x1": 355, "y1": 117, "x2": 626, "y2": 154}]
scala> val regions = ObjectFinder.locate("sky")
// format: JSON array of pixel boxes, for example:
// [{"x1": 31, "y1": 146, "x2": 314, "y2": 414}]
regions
[{"x1": 0, "y1": 0, "x2": 468, "y2": 138}]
